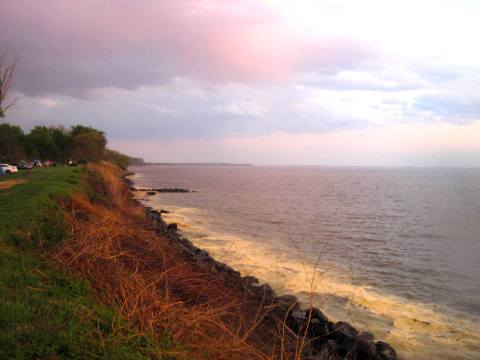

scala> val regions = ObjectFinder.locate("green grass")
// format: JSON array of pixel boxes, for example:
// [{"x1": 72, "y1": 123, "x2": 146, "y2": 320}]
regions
[
  {"x1": 0, "y1": 167, "x2": 80, "y2": 240},
  {"x1": 0, "y1": 167, "x2": 167, "y2": 359}
]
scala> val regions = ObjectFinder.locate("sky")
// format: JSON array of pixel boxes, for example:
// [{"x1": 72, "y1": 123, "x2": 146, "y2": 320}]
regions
[{"x1": 1, "y1": 0, "x2": 480, "y2": 166}]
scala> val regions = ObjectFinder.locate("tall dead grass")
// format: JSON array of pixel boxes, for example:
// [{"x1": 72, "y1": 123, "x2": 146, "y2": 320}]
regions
[{"x1": 52, "y1": 162, "x2": 297, "y2": 359}]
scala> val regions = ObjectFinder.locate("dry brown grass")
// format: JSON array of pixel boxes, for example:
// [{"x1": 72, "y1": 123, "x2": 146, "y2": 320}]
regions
[{"x1": 51, "y1": 162, "x2": 301, "y2": 359}]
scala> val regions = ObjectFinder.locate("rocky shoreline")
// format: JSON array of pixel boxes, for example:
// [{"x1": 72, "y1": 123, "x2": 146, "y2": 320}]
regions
[{"x1": 127, "y1": 175, "x2": 398, "y2": 360}]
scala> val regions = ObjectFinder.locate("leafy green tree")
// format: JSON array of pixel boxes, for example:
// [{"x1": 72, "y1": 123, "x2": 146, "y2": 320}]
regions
[
  {"x1": 72, "y1": 131, "x2": 106, "y2": 162},
  {"x1": 0, "y1": 123, "x2": 25, "y2": 161},
  {"x1": 25, "y1": 126, "x2": 60, "y2": 160},
  {"x1": 105, "y1": 149, "x2": 130, "y2": 169},
  {"x1": 70, "y1": 125, "x2": 103, "y2": 138},
  {"x1": 48, "y1": 126, "x2": 72, "y2": 160},
  {"x1": 0, "y1": 121, "x2": 141, "y2": 165}
]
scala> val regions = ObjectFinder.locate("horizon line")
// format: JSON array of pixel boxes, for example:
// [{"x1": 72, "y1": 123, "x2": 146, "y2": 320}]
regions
[{"x1": 137, "y1": 162, "x2": 480, "y2": 169}]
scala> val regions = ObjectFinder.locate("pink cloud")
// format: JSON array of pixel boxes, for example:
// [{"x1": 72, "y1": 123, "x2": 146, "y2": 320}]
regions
[{"x1": 0, "y1": 0, "x2": 369, "y2": 95}]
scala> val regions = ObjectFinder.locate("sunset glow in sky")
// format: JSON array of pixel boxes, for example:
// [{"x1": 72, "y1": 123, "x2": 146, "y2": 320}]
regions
[{"x1": 2, "y1": 0, "x2": 480, "y2": 165}]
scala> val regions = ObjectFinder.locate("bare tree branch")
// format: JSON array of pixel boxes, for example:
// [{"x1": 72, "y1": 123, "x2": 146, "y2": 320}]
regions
[
  {"x1": 4, "y1": 98, "x2": 18, "y2": 111},
  {"x1": 0, "y1": 51, "x2": 16, "y2": 119}
]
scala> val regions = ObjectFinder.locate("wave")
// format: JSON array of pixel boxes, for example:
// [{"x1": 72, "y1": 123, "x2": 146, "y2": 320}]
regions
[{"x1": 150, "y1": 201, "x2": 480, "y2": 360}]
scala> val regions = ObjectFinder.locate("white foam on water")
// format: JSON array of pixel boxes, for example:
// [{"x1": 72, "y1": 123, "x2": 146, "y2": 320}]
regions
[{"x1": 149, "y1": 201, "x2": 480, "y2": 360}]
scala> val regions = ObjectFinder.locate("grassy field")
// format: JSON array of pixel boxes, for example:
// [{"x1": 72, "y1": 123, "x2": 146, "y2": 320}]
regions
[{"x1": 0, "y1": 167, "x2": 161, "y2": 359}]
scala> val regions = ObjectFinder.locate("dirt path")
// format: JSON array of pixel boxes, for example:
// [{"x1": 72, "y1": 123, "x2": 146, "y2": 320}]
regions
[{"x1": 0, "y1": 179, "x2": 28, "y2": 190}]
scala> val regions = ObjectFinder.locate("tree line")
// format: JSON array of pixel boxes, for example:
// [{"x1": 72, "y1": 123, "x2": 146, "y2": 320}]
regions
[
  {"x1": 1, "y1": 52, "x2": 143, "y2": 168},
  {"x1": 0, "y1": 122, "x2": 144, "y2": 168}
]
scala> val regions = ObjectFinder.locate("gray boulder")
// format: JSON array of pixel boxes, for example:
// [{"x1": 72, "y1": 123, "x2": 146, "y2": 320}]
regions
[{"x1": 376, "y1": 341, "x2": 397, "y2": 360}]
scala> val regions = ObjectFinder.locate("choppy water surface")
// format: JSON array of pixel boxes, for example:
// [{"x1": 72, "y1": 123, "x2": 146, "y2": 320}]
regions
[{"x1": 130, "y1": 165, "x2": 480, "y2": 359}]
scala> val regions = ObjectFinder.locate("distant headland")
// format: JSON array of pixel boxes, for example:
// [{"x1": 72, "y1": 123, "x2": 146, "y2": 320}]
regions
[{"x1": 141, "y1": 162, "x2": 254, "y2": 166}]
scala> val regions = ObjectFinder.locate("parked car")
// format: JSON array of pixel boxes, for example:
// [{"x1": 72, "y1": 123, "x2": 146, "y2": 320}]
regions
[
  {"x1": 44, "y1": 160, "x2": 56, "y2": 167},
  {"x1": 0, "y1": 163, "x2": 19, "y2": 174},
  {"x1": 18, "y1": 161, "x2": 33, "y2": 170},
  {"x1": 32, "y1": 160, "x2": 43, "y2": 167}
]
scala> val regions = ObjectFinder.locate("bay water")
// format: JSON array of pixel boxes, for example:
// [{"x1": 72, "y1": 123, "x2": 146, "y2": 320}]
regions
[{"x1": 130, "y1": 165, "x2": 480, "y2": 359}]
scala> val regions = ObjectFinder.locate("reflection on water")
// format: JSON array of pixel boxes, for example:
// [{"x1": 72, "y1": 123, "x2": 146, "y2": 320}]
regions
[{"x1": 131, "y1": 165, "x2": 480, "y2": 359}]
